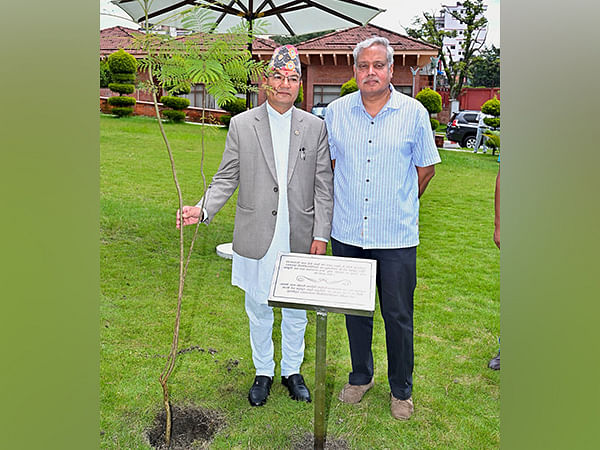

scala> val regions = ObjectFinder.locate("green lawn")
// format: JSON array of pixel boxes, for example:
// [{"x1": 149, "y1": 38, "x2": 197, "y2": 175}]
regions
[{"x1": 101, "y1": 114, "x2": 500, "y2": 449}]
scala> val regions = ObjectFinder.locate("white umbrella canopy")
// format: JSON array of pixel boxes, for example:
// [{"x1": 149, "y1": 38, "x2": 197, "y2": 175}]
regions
[{"x1": 111, "y1": 0, "x2": 384, "y2": 35}]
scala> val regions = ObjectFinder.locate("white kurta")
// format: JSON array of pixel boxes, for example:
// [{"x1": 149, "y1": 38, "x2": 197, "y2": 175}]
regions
[{"x1": 231, "y1": 102, "x2": 292, "y2": 302}]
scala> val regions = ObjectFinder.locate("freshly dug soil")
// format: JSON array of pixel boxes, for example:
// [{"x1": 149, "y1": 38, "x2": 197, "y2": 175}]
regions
[
  {"x1": 146, "y1": 404, "x2": 224, "y2": 449},
  {"x1": 293, "y1": 433, "x2": 350, "y2": 450}
]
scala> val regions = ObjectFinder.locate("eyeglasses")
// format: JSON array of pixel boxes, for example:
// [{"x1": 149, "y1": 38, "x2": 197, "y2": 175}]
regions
[
  {"x1": 356, "y1": 62, "x2": 388, "y2": 72},
  {"x1": 270, "y1": 73, "x2": 300, "y2": 84}
]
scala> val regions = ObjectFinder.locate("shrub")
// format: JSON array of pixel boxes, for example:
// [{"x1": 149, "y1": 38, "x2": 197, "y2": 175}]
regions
[
  {"x1": 484, "y1": 130, "x2": 500, "y2": 150},
  {"x1": 481, "y1": 97, "x2": 500, "y2": 118},
  {"x1": 108, "y1": 83, "x2": 135, "y2": 95},
  {"x1": 483, "y1": 117, "x2": 500, "y2": 128},
  {"x1": 340, "y1": 78, "x2": 358, "y2": 96},
  {"x1": 221, "y1": 97, "x2": 246, "y2": 116},
  {"x1": 111, "y1": 107, "x2": 134, "y2": 117},
  {"x1": 162, "y1": 110, "x2": 186, "y2": 122},
  {"x1": 430, "y1": 118, "x2": 440, "y2": 131},
  {"x1": 160, "y1": 96, "x2": 190, "y2": 110},
  {"x1": 107, "y1": 96, "x2": 136, "y2": 107},
  {"x1": 112, "y1": 73, "x2": 136, "y2": 83},
  {"x1": 295, "y1": 83, "x2": 303, "y2": 105},
  {"x1": 107, "y1": 49, "x2": 138, "y2": 74},
  {"x1": 415, "y1": 88, "x2": 442, "y2": 114},
  {"x1": 219, "y1": 114, "x2": 232, "y2": 127},
  {"x1": 100, "y1": 60, "x2": 112, "y2": 88}
]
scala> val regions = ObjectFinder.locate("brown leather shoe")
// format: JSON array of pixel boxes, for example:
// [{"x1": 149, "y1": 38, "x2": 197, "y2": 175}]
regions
[
  {"x1": 338, "y1": 379, "x2": 374, "y2": 404},
  {"x1": 390, "y1": 394, "x2": 414, "y2": 420}
]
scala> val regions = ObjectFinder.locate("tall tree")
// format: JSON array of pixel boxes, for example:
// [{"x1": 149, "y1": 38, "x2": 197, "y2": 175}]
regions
[
  {"x1": 468, "y1": 45, "x2": 500, "y2": 87},
  {"x1": 405, "y1": 0, "x2": 488, "y2": 99}
]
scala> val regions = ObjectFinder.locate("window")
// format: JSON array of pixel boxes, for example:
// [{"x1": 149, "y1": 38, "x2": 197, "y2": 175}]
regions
[
  {"x1": 313, "y1": 85, "x2": 342, "y2": 105},
  {"x1": 394, "y1": 86, "x2": 412, "y2": 96},
  {"x1": 184, "y1": 84, "x2": 217, "y2": 109}
]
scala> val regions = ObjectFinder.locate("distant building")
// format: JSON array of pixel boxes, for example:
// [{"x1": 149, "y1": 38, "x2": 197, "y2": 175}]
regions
[
  {"x1": 435, "y1": 2, "x2": 488, "y2": 61},
  {"x1": 100, "y1": 24, "x2": 438, "y2": 113}
]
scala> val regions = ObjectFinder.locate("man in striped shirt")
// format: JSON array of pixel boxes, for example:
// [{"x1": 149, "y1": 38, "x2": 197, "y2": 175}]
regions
[{"x1": 325, "y1": 36, "x2": 441, "y2": 420}]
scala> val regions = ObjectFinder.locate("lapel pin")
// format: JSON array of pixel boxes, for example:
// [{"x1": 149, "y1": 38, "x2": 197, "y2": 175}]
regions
[{"x1": 294, "y1": 130, "x2": 300, "y2": 135}]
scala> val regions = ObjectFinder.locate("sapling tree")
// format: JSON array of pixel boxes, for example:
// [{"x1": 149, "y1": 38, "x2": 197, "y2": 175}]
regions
[{"x1": 131, "y1": 3, "x2": 267, "y2": 446}]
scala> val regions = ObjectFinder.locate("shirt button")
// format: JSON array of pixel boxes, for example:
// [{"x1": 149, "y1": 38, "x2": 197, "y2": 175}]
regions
[
  {"x1": 368, "y1": 140, "x2": 372, "y2": 143},
  {"x1": 367, "y1": 159, "x2": 371, "y2": 163},
  {"x1": 366, "y1": 179, "x2": 370, "y2": 182},
  {"x1": 272, "y1": 210, "x2": 277, "y2": 216},
  {"x1": 365, "y1": 198, "x2": 368, "y2": 201},
  {"x1": 371, "y1": 121, "x2": 374, "y2": 125},
  {"x1": 364, "y1": 216, "x2": 367, "y2": 220},
  {"x1": 273, "y1": 186, "x2": 278, "y2": 192}
]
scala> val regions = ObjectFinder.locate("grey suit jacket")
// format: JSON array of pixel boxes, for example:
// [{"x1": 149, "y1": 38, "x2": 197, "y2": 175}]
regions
[{"x1": 201, "y1": 102, "x2": 334, "y2": 260}]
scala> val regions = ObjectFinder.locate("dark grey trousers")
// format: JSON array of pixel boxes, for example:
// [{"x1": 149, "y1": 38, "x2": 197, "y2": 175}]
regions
[{"x1": 331, "y1": 238, "x2": 417, "y2": 400}]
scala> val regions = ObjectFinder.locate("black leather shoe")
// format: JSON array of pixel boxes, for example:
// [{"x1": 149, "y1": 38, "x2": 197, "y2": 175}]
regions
[
  {"x1": 488, "y1": 351, "x2": 500, "y2": 370},
  {"x1": 282, "y1": 374, "x2": 311, "y2": 402},
  {"x1": 248, "y1": 376, "x2": 273, "y2": 406}
]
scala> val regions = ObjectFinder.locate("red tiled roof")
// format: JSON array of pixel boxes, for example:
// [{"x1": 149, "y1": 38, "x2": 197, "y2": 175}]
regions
[
  {"x1": 101, "y1": 26, "x2": 278, "y2": 57},
  {"x1": 296, "y1": 24, "x2": 439, "y2": 52},
  {"x1": 252, "y1": 37, "x2": 280, "y2": 51},
  {"x1": 100, "y1": 26, "x2": 146, "y2": 58}
]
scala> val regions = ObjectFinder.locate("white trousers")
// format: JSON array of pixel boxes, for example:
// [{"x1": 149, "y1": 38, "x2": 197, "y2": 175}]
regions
[{"x1": 244, "y1": 291, "x2": 307, "y2": 377}]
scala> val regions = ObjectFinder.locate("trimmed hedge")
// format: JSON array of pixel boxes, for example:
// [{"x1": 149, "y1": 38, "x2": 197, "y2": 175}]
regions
[
  {"x1": 107, "y1": 96, "x2": 136, "y2": 107},
  {"x1": 107, "y1": 49, "x2": 138, "y2": 74},
  {"x1": 160, "y1": 96, "x2": 190, "y2": 110},
  {"x1": 112, "y1": 72, "x2": 136, "y2": 83},
  {"x1": 108, "y1": 83, "x2": 135, "y2": 95},
  {"x1": 481, "y1": 97, "x2": 500, "y2": 117},
  {"x1": 416, "y1": 88, "x2": 442, "y2": 114},
  {"x1": 430, "y1": 118, "x2": 440, "y2": 131},
  {"x1": 162, "y1": 110, "x2": 186, "y2": 122},
  {"x1": 483, "y1": 117, "x2": 500, "y2": 128},
  {"x1": 295, "y1": 83, "x2": 303, "y2": 105},
  {"x1": 222, "y1": 97, "x2": 246, "y2": 116},
  {"x1": 219, "y1": 114, "x2": 232, "y2": 127},
  {"x1": 340, "y1": 78, "x2": 358, "y2": 96},
  {"x1": 111, "y1": 107, "x2": 134, "y2": 117},
  {"x1": 100, "y1": 60, "x2": 112, "y2": 88}
]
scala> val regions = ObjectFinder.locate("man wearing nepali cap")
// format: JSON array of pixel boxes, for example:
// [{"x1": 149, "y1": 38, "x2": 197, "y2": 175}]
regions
[{"x1": 177, "y1": 45, "x2": 333, "y2": 407}]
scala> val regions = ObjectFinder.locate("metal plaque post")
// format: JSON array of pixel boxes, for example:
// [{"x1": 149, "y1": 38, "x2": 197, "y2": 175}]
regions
[{"x1": 268, "y1": 253, "x2": 376, "y2": 448}]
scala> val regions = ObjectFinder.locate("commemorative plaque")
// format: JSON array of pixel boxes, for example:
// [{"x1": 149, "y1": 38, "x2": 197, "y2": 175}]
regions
[{"x1": 268, "y1": 252, "x2": 377, "y2": 449}]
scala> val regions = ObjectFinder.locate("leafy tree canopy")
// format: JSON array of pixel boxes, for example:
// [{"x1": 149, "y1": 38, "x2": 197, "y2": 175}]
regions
[
  {"x1": 405, "y1": 0, "x2": 488, "y2": 99},
  {"x1": 467, "y1": 45, "x2": 499, "y2": 87}
]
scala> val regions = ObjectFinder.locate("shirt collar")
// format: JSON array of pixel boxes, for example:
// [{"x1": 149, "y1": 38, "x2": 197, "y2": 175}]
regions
[
  {"x1": 266, "y1": 100, "x2": 293, "y2": 119},
  {"x1": 351, "y1": 85, "x2": 403, "y2": 114}
]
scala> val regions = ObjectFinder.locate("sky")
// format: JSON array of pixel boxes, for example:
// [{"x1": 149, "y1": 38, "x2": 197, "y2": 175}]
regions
[{"x1": 100, "y1": 0, "x2": 500, "y2": 49}]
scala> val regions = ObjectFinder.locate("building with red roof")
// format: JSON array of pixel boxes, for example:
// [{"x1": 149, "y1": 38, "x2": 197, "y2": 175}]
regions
[{"x1": 100, "y1": 24, "x2": 439, "y2": 117}]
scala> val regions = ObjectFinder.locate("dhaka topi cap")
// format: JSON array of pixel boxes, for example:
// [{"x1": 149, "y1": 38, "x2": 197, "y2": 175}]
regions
[{"x1": 269, "y1": 44, "x2": 301, "y2": 76}]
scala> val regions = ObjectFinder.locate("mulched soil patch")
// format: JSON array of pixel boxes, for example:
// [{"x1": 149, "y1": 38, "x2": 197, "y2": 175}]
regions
[
  {"x1": 293, "y1": 433, "x2": 350, "y2": 450},
  {"x1": 146, "y1": 404, "x2": 225, "y2": 449}
]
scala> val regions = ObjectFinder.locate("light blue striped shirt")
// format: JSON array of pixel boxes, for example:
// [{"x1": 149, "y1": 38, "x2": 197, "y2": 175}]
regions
[{"x1": 325, "y1": 86, "x2": 441, "y2": 249}]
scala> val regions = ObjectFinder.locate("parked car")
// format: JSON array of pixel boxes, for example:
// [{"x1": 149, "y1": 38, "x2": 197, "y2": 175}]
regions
[
  {"x1": 310, "y1": 103, "x2": 327, "y2": 119},
  {"x1": 446, "y1": 110, "x2": 490, "y2": 149}
]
